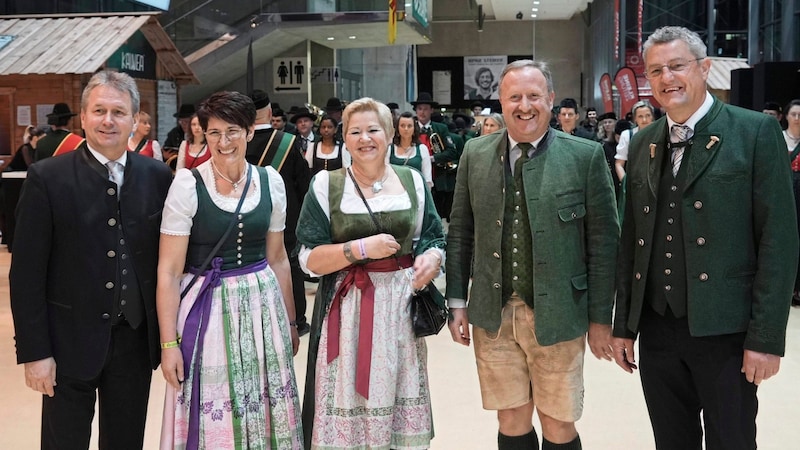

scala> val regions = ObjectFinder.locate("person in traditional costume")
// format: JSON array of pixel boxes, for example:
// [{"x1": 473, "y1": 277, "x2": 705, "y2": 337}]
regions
[
  {"x1": 389, "y1": 111, "x2": 433, "y2": 188},
  {"x1": 156, "y1": 91, "x2": 303, "y2": 449},
  {"x1": 305, "y1": 115, "x2": 349, "y2": 175},
  {"x1": 297, "y1": 97, "x2": 445, "y2": 450}
]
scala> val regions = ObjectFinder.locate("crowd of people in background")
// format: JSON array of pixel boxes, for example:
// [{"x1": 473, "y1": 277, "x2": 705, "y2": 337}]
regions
[{"x1": 6, "y1": 24, "x2": 800, "y2": 450}]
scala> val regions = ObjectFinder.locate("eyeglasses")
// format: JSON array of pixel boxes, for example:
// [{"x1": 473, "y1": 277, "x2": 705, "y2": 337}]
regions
[
  {"x1": 205, "y1": 128, "x2": 244, "y2": 142},
  {"x1": 644, "y1": 57, "x2": 704, "y2": 79}
]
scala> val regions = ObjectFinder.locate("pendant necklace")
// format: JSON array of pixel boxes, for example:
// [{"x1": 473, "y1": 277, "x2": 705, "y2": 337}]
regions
[
  {"x1": 212, "y1": 160, "x2": 247, "y2": 193},
  {"x1": 353, "y1": 168, "x2": 389, "y2": 194}
]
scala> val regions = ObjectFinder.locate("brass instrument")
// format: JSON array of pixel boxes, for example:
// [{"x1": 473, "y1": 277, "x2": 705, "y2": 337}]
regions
[
  {"x1": 429, "y1": 132, "x2": 457, "y2": 170},
  {"x1": 165, "y1": 154, "x2": 178, "y2": 175},
  {"x1": 304, "y1": 102, "x2": 326, "y2": 127}
]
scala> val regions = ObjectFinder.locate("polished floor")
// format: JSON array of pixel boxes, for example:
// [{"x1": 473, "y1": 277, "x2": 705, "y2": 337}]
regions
[{"x1": 1, "y1": 247, "x2": 799, "y2": 449}]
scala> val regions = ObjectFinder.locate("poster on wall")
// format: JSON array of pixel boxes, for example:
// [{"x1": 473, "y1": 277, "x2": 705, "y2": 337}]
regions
[
  {"x1": 432, "y1": 70, "x2": 452, "y2": 106},
  {"x1": 463, "y1": 55, "x2": 506, "y2": 100}
]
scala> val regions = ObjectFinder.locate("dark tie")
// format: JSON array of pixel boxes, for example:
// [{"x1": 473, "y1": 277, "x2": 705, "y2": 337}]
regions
[
  {"x1": 514, "y1": 143, "x2": 532, "y2": 179},
  {"x1": 106, "y1": 161, "x2": 124, "y2": 193},
  {"x1": 670, "y1": 124, "x2": 691, "y2": 177}
]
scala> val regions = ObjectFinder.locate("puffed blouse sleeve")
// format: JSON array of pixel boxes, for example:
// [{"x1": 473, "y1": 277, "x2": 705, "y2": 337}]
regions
[
  {"x1": 160, "y1": 168, "x2": 197, "y2": 236},
  {"x1": 265, "y1": 165, "x2": 288, "y2": 232}
]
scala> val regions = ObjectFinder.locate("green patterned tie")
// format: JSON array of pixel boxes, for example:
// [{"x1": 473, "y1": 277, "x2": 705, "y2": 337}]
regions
[{"x1": 512, "y1": 143, "x2": 534, "y2": 303}]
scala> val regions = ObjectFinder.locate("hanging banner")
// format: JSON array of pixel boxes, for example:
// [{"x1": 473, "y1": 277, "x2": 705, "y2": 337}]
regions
[
  {"x1": 599, "y1": 73, "x2": 614, "y2": 114},
  {"x1": 388, "y1": 0, "x2": 397, "y2": 44},
  {"x1": 614, "y1": 67, "x2": 640, "y2": 116}
]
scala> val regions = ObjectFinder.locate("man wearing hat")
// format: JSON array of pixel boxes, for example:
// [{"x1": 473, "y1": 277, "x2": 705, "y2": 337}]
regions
[
  {"x1": 163, "y1": 103, "x2": 195, "y2": 153},
  {"x1": 35, "y1": 103, "x2": 85, "y2": 162},
  {"x1": 413, "y1": 92, "x2": 460, "y2": 220},
  {"x1": 324, "y1": 97, "x2": 345, "y2": 142},
  {"x1": 290, "y1": 107, "x2": 317, "y2": 154},
  {"x1": 245, "y1": 90, "x2": 312, "y2": 336}
]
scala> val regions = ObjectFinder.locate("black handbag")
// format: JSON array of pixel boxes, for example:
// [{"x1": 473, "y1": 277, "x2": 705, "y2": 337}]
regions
[
  {"x1": 410, "y1": 283, "x2": 448, "y2": 337},
  {"x1": 346, "y1": 168, "x2": 449, "y2": 337}
]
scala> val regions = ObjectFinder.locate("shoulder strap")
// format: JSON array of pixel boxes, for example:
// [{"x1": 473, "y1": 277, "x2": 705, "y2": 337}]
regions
[
  {"x1": 790, "y1": 143, "x2": 800, "y2": 163},
  {"x1": 258, "y1": 130, "x2": 297, "y2": 171},
  {"x1": 133, "y1": 138, "x2": 147, "y2": 153},
  {"x1": 52, "y1": 133, "x2": 85, "y2": 156}
]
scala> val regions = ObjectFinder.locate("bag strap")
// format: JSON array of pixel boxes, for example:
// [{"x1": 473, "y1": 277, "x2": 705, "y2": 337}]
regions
[
  {"x1": 347, "y1": 167, "x2": 384, "y2": 233},
  {"x1": 180, "y1": 164, "x2": 253, "y2": 299},
  {"x1": 133, "y1": 138, "x2": 147, "y2": 153}
]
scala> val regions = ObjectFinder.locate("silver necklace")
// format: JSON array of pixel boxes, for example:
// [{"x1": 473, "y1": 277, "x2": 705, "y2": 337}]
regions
[
  {"x1": 353, "y1": 168, "x2": 389, "y2": 194},
  {"x1": 211, "y1": 160, "x2": 247, "y2": 192}
]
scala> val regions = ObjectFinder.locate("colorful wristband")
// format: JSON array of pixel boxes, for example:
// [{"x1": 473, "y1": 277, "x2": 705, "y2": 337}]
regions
[
  {"x1": 160, "y1": 339, "x2": 180, "y2": 349},
  {"x1": 358, "y1": 238, "x2": 367, "y2": 260}
]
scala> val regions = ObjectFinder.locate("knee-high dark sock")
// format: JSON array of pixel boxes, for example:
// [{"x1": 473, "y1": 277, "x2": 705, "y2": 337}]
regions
[
  {"x1": 498, "y1": 429, "x2": 539, "y2": 450},
  {"x1": 542, "y1": 435, "x2": 581, "y2": 450}
]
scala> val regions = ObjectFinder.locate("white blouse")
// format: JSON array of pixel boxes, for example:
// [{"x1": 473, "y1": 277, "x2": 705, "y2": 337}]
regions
[{"x1": 160, "y1": 161, "x2": 287, "y2": 236}]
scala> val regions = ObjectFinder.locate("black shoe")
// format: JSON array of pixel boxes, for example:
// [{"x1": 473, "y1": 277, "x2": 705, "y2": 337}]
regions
[
  {"x1": 296, "y1": 321, "x2": 311, "y2": 337},
  {"x1": 792, "y1": 291, "x2": 800, "y2": 307}
]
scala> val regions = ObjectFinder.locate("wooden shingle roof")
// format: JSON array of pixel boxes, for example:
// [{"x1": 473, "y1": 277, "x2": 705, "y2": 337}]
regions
[{"x1": 0, "y1": 12, "x2": 197, "y2": 84}]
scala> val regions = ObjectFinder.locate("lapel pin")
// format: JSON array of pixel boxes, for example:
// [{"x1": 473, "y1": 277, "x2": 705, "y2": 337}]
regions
[
  {"x1": 706, "y1": 136, "x2": 719, "y2": 150},
  {"x1": 649, "y1": 143, "x2": 657, "y2": 159}
]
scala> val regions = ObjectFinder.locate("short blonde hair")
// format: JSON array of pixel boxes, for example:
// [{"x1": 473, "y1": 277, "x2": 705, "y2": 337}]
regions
[{"x1": 342, "y1": 98, "x2": 394, "y2": 138}]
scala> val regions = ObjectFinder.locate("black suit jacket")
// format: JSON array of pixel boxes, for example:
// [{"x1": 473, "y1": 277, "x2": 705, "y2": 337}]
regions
[
  {"x1": 10, "y1": 146, "x2": 172, "y2": 379},
  {"x1": 245, "y1": 127, "x2": 311, "y2": 250}
]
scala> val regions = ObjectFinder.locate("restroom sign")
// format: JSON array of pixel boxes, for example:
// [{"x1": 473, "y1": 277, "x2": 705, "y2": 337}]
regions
[{"x1": 274, "y1": 58, "x2": 308, "y2": 93}]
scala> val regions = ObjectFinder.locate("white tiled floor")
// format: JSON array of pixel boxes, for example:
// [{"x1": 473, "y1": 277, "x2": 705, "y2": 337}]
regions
[{"x1": 1, "y1": 248, "x2": 799, "y2": 449}]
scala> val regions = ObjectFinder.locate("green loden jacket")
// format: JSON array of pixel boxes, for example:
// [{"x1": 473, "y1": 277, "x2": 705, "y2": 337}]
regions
[
  {"x1": 613, "y1": 97, "x2": 798, "y2": 356},
  {"x1": 446, "y1": 128, "x2": 619, "y2": 346}
]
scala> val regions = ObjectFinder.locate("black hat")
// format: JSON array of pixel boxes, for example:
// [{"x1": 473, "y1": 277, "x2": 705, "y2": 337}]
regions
[
  {"x1": 324, "y1": 97, "x2": 345, "y2": 112},
  {"x1": 249, "y1": 90, "x2": 271, "y2": 110},
  {"x1": 290, "y1": 107, "x2": 317, "y2": 124},
  {"x1": 272, "y1": 108, "x2": 286, "y2": 118},
  {"x1": 411, "y1": 92, "x2": 438, "y2": 108},
  {"x1": 173, "y1": 104, "x2": 195, "y2": 118},
  {"x1": 559, "y1": 98, "x2": 579, "y2": 111},
  {"x1": 598, "y1": 112, "x2": 618, "y2": 122},
  {"x1": 431, "y1": 111, "x2": 444, "y2": 123},
  {"x1": 452, "y1": 112, "x2": 474, "y2": 126},
  {"x1": 46, "y1": 103, "x2": 76, "y2": 119},
  {"x1": 470, "y1": 100, "x2": 484, "y2": 110},
  {"x1": 386, "y1": 102, "x2": 399, "y2": 110}
]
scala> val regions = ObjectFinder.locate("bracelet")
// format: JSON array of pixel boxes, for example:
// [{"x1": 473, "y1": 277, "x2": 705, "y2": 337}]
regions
[
  {"x1": 343, "y1": 241, "x2": 358, "y2": 263},
  {"x1": 289, "y1": 321, "x2": 298, "y2": 328},
  {"x1": 358, "y1": 238, "x2": 367, "y2": 260},
  {"x1": 160, "y1": 339, "x2": 180, "y2": 349}
]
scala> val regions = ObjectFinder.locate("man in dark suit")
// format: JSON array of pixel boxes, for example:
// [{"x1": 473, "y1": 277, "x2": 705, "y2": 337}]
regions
[
  {"x1": 412, "y1": 92, "x2": 459, "y2": 220},
  {"x1": 10, "y1": 70, "x2": 172, "y2": 449},
  {"x1": 446, "y1": 60, "x2": 619, "y2": 450},
  {"x1": 246, "y1": 90, "x2": 312, "y2": 336},
  {"x1": 35, "y1": 103, "x2": 84, "y2": 161},
  {"x1": 613, "y1": 26, "x2": 798, "y2": 450}
]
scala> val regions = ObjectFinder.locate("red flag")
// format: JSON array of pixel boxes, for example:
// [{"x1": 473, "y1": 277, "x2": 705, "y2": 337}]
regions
[
  {"x1": 599, "y1": 73, "x2": 614, "y2": 114},
  {"x1": 614, "y1": 67, "x2": 640, "y2": 116}
]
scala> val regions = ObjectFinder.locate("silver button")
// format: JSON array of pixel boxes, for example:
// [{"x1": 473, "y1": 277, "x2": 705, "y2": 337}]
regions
[
  {"x1": 666, "y1": 252, "x2": 672, "y2": 258},
  {"x1": 237, "y1": 246, "x2": 242, "y2": 251},
  {"x1": 666, "y1": 235, "x2": 673, "y2": 242},
  {"x1": 107, "y1": 188, "x2": 116, "y2": 196},
  {"x1": 697, "y1": 237, "x2": 706, "y2": 246},
  {"x1": 512, "y1": 248, "x2": 518, "y2": 253},
  {"x1": 671, "y1": 185, "x2": 678, "y2": 192},
  {"x1": 669, "y1": 202, "x2": 676, "y2": 208},
  {"x1": 493, "y1": 283, "x2": 501, "y2": 289},
  {"x1": 120, "y1": 239, "x2": 125, "y2": 245},
  {"x1": 664, "y1": 269, "x2": 671, "y2": 275},
  {"x1": 120, "y1": 300, "x2": 127, "y2": 306},
  {"x1": 514, "y1": 219, "x2": 519, "y2": 224},
  {"x1": 493, "y1": 252, "x2": 500, "y2": 259},
  {"x1": 496, "y1": 220, "x2": 502, "y2": 226},
  {"x1": 635, "y1": 272, "x2": 642, "y2": 280},
  {"x1": 122, "y1": 269, "x2": 128, "y2": 275},
  {"x1": 238, "y1": 214, "x2": 243, "y2": 220},
  {"x1": 512, "y1": 261, "x2": 518, "y2": 267},
  {"x1": 515, "y1": 205, "x2": 520, "y2": 211},
  {"x1": 107, "y1": 218, "x2": 117, "y2": 226},
  {"x1": 643, "y1": 206, "x2": 650, "y2": 214},
  {"x1": 121, "y1": 254, "x2": 127, "y2": 260},
  {"x1": 694, "y1": 201, "x2": 703, "y2": 209},
  {"x1": 237, "y1": 253, "x2": 242, "y2": 258},
  {"x1": 237, "y1": 239, "x2": 242, "y2": 244},
  {"x1": 512, "y1": 275, "x2": 518, "y2": 281},
  {"x1": 513, "y1": 233, "x2": 518, "y2": 239},
  {"x1": 122, "y1": 284, "x2": 127, "y2": 290},
  {"x1": 102, "y1": 313, "x2": 111, "y2": 320},
  {"x1": 665, "y1": 285, "x2": 672, "y2": 291},
  {"x1": 637, "y1": 239, "x2": 645, "y2": 246},
  {"x1": 502, "y1": 188, "x2": 505, "y2": 194},
  {"x1": 667, "y1": 218, "x2": 674, "y2": 224},
  {"x1": 699, "y1": 273, "x2": 709, "y2": 281},
  {"x1": 105, "y1": 282, "x2": 114, "y2": 289},
  {"x1": 237, "y1": 260, "x2": 242, "y2": 265},
  {"x1": 238, "y1": 223, "x2": 244, "y2": 229},
  {"x1": 515, "y1": 191, "x2": 521, "y2": 196},
  {"x1": 238, "y1": 232, "x2": 243, "y2": 237},
  {"x1": 571, "y1": 212, "x2": 577, "y2": 219},
  {"x1": 107, "y1": 250, "x2": 116, "y2": 258}
]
